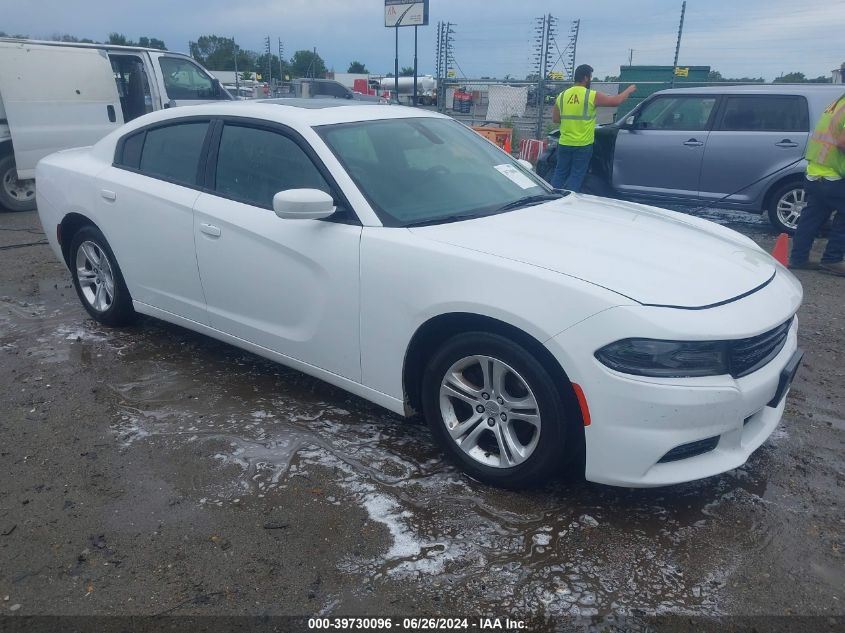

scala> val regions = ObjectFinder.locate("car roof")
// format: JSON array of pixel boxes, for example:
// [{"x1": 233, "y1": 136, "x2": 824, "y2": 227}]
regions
[
  {"x1": 0, "y1": 37, "x2": 192, "y2": 57},
  {"x1": 655, "y1": 84, "x2": 845, "y2": 97},
  {"x1": 118, "y1": 100, "x2": 446, "y2": 130}
]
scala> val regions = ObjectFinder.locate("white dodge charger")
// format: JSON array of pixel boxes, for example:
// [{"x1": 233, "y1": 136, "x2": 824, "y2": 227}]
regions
[{"x1": 35, "y1": 100, "x2": 803, "y2": 489}]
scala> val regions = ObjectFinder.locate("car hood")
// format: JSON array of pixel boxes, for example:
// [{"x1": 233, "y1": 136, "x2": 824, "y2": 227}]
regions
[{"x1": 409, "y1": 194, "x2": 777, "y2": 309}]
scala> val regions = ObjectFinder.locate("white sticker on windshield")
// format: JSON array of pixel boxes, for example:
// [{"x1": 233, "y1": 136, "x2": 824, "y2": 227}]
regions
[{"x1": 493, "y1": 164, "x2": 536, "y2": 189}]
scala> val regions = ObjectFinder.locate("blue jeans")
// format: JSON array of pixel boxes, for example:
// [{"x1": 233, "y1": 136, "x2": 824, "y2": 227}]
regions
[
  {"x1": 550, "y1": 144, "x2": 593, "y2": 192},
  {"x1": 790, "y1": 178, "x2": 845, "y2": 264}
]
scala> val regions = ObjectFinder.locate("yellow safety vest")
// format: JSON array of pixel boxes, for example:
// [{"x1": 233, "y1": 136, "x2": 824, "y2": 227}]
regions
[
  {"x1": 556, "y1": 86, "x2": 597, "y2": 147},
  {"x1": 806, "y1": 94, "x2": 845, "y2": 178}
]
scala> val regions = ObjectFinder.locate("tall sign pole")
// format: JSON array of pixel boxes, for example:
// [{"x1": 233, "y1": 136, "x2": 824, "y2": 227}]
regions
[
  {"x1": 233, "y1": 37, "x2": 239, "y2": 97},
  {"x1": 671, "y1": 1, "x2": 686, "y2": 88},
  {"x1": 385, "y1": 0, "x2": 429, "y2": 105},
  {"x1": 413, "y1": 26, "x2": 418, "y2": 105},
  {"x1": 394, "y1": 25, "x2": 400, "y2": 101}
]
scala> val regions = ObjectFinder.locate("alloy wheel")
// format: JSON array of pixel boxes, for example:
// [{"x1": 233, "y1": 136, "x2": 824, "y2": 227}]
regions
[
  {"x1": 75, "y1": 241, "x2": 116, "y2": 313},
  {"x1": 439, "y1": 355, "x2": 541, "y2": 468},
  {"x1": 776, "y1": 187, "x2": 806, "y2": 231}
]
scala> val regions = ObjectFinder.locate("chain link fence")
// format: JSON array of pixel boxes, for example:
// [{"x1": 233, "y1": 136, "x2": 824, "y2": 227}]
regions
[{"x1": 424, "y1": 79, "x2": 804, "y2": 150}]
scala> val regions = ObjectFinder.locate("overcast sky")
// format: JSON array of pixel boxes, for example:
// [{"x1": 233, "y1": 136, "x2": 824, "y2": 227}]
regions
[{"x1": 2, "y1": 0, "x2": 844, "y2": 81}]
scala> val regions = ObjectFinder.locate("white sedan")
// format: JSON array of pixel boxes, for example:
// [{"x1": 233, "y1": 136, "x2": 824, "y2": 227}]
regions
[{"x1": 35, "y1": 100, "x2": 803, "y2": 488}]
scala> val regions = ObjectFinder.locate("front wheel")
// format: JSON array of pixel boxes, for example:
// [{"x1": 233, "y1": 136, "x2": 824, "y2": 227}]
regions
[
  {"x1": 0, "y1": 154, "x2": 36, "y2": 212},
  {"x1": 69, "y1": 226, "x2": 135, "y2": 326},
  {"x1": 767, "y1": 181, "x2": 807, "y2": 233},
  {"x1": 421, "y1": 332, "x2": 570, "y2": 488}
]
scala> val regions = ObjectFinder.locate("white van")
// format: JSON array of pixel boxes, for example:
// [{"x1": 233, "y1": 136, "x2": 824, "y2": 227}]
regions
[{"x1": 0, "y1": 39, "x2": 232, "y2": 211}]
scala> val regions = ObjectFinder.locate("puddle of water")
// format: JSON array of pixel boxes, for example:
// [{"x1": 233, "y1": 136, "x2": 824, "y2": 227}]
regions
[{"x1": 3, "y1": 280, "x2": 801, "y2": 618}]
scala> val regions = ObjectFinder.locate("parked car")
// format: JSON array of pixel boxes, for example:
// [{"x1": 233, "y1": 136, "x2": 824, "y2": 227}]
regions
[
  {"x1": 538, "y1": 84, "x2": 844, "y2": 232},
  {"x1": 36, "y1": 100, "x2": 802, "y2": 489},
  {"x1": 290, "y1": 78, "x2": 384, "y2": 103},
  {"x1": 0, "y1": 38, "x2": 231, "y2": 211}
]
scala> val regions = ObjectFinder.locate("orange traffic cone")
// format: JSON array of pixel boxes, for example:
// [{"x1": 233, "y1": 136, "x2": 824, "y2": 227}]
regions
[
  {"x1": 503, "y1": 135, "x2": 512, "y2": 154},
  {"x1": 771, "y1": 232, "x2": 789, "y2": 266}
]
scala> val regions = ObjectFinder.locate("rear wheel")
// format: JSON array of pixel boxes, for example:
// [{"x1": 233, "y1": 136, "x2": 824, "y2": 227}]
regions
[
  {"x1": 767, "y1": 181, "x2": 807, "y2": 233},
  {"x1": 421, "y1": 332, "x2": 569, "y2": 488},
  {"x1": 69, "y1": 226, "x2": 135, "y2": 326},
  {"x1": 0, "y1": 154, "x2": 36, "y2": 212}
]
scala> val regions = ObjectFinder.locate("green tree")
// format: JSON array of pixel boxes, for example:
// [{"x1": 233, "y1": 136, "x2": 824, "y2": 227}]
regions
[
  {"x1": 256, "y1": 53, "x2": 290, "y2": 81},
  {"x1": 708, "y1": 70, "x2": 764, "y2": 83},
  {"x1": 400, "y1": 66, "x2": 415, "y2": 76},
  {"x1": 108, "y1": 32, "x2": 131, "y2": 45},
  {"x1": 138, "y1": 36, "x2": 167, "y2": 50},
  {"x1": 290, "y1": 50, "x2": 327, "y2": 78},
  {"x1": 50, "y1": 33, "x2": 79, "y2": 42},
  {"x1": 190, "y1": 36, "x2": 254, "y2": 72},
  {"x1": 775, "y1": 71, "x2": 806, "y2": 83},
  {"x1": 347, "y1": 60, "x2": 368, "y2": 73}
]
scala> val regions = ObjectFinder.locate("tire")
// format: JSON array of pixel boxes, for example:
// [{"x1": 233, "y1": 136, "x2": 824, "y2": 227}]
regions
[
  {"x1": 0, "y1": 154, "x2": 36, "y2": 212},
  {"x1": 767, "y1": 181, "x2": 807, "y2": 234},
  {"x1": 69, "y1": 226, "x2": 135, "y2": 326},
  {"x1": 421, "y1": 332, "x2": 570, "y2": 489}
]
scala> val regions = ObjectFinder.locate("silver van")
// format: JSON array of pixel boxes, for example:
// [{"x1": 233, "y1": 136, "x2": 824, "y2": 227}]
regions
[{"x1": 542, "y1": 84, "x2": 844, "y2": 232}]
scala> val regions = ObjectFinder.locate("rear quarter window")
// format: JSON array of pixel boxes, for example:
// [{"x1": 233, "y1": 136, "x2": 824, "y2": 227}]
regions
[
  {"x1": 139, "y1": 122, "x2": 208, "y2": 185},
  {"x1": 115, "y1": 130, "x2": 145, "y2": 169},
  {"x1": 718, "y1": 95, "x2": 809, "y2": 132}
]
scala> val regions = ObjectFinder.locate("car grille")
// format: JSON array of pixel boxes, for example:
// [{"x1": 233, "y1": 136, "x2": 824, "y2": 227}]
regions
[{"x1": 729, "y1": 318, "x2": 792, "y2": 378}]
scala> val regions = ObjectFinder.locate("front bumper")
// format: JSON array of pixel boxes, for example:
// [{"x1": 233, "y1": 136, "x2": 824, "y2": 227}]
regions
[{"x1": 546, "y1": 273, "x2": 802, "y2": 487}]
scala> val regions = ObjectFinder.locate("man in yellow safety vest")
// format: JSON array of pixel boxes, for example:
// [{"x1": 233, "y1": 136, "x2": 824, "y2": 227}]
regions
[
  {"x1": 790, "y1": 93, "x2": 845, "y2": 276},
  {"x1": 550, "y1": 64, "x2": 636, "y2": 192}
]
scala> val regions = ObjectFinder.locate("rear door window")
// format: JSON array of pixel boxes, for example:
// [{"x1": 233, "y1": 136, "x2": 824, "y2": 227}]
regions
[
  {"x1": 718, "y1": 95, "x2": 809, "y2": 132},
  {"x1": 137, "y1": 122, "x2": 209, "y2": 186},
  {"x1": 213, "y1": 123, "x2": 331, "y2": 208},
  {"x1": 637, "y1": 96, "x2": 717, "y2": 131}
]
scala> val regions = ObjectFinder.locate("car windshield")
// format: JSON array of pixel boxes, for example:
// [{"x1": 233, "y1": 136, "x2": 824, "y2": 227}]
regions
[{"x1": 318, "y1": 117, "x2": 555, "y2": 226}]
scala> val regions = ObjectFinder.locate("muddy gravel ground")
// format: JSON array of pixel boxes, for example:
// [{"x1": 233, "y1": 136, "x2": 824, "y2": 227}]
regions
[{"x1": 0, "y1": 206, "x2": 843, "y2": 631}]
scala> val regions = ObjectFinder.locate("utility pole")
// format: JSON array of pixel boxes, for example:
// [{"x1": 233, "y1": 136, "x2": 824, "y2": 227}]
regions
[
  {"x1": 671, "y1": 1, "x2": 686, "y2": 88},
  {"x1": 435, "y1": 22, "x2": 453, "y2": 112},
  {"x1": 435, "y1": 20, "x2": 443, "y2": 103},
  {"x1": 278, "y1": 39, "x2": 284, "y2": 86},
  {"x1": 628, "y1": 49, "x2": 634, "y2": 66},
  {"x1": 567, "y1": 19, "x2": 580, "y2": 81},
  {"x1": 534, "y1": 14, "x2": 555, "y2": 139},
  {"x1": 264, "y1": 36, "x2": 272, "y2": 88},
  {"x1": 233, "y1": 37, "x2": 239, "y2": 98}
]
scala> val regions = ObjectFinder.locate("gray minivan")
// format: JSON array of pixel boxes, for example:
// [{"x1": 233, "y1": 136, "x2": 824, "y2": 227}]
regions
[{"x1": 554, "y1": 84, "x2": 844, "y2": 232}]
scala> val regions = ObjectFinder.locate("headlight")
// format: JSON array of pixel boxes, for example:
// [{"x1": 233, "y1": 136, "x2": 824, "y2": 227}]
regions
[{"x1": 595, "y1": 339, "x2": 729, "y2": 378}]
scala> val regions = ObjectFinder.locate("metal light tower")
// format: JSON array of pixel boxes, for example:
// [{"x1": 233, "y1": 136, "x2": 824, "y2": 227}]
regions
[
  {"x1": 278, "y1": 39, "x2": 285, "y2": 85},
  {"x1": 671, "y1": 2, "x2": 686, "y2": 88},
  {"x1": 264, "y1": 36, "x2": 272, "y2": 87}
]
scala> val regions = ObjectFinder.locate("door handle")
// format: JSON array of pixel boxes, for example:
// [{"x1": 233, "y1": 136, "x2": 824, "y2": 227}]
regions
[
  {"x1": 200, "y1": 223, "x2": 221, "y2": 237},
  {"x1": 683, "y1": 139, "x2": 704, "y2": 147},
  {"x1": 100, "y1": 189, "x2": 116, "y2": 201},
  {"x1": 775, "y1": 140, "x2": 798, "y2": 148}
]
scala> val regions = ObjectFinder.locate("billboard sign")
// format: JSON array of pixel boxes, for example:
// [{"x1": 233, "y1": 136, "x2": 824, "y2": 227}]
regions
[{"x1": 384, "y1": 0, "x2": 429, "y2": 27}]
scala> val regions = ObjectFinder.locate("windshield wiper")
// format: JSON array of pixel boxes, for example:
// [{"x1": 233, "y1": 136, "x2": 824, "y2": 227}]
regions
[
  {"x1": 404, "y1": 212, "x2": 494, "y2": 227},
  {"x1": 494, "y1": 192, "x2": 567, "y2": 213}
]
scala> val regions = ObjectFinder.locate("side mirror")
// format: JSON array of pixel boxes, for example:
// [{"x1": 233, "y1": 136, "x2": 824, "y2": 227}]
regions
[
  {"x1": 273, "y1": 189, "x2": 336, "y2": 220},
  {"x1": 516, "y1": 158, "x2": 534, "y2": 172},
  {"x1": 620, "y1": 115, "x2": 636, "y2": 129}
]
